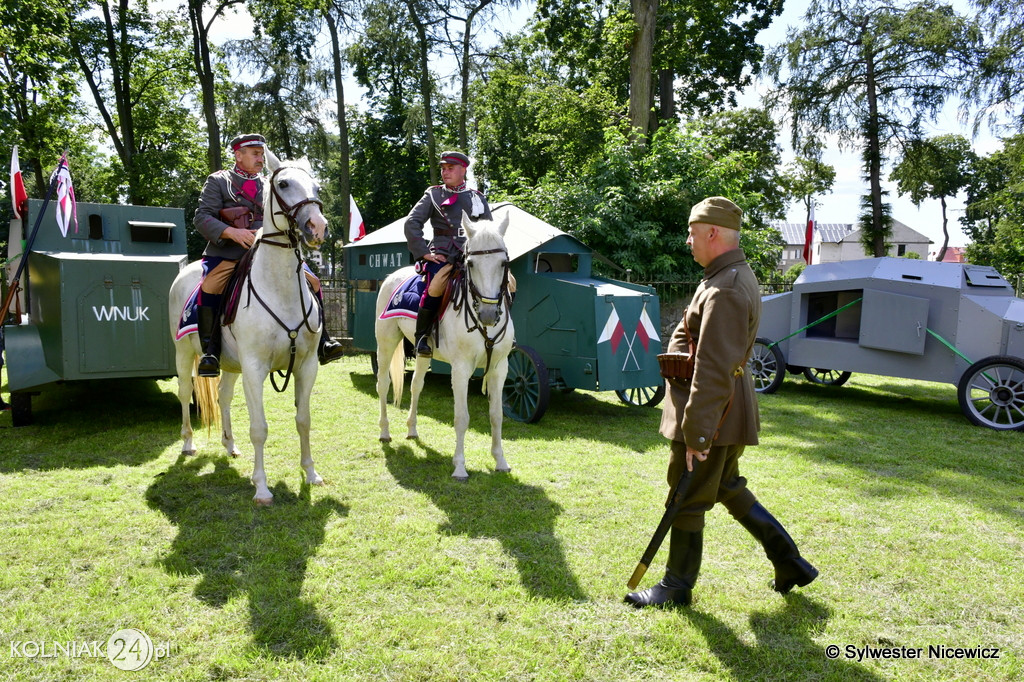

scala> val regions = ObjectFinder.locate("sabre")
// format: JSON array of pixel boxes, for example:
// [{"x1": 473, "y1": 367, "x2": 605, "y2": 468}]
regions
[{"x1": 627, "y1": 463, "x2": 696, "y2": 590}]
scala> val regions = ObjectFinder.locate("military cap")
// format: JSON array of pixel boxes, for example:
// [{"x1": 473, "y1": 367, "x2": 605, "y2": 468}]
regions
[
  {"x1": 688, "y1": 196, "x2": 743, "y2": 231},
  {"x1": 439, "y1": 150, "x2": 470, "y2": 167},
  {"x1": 229, "y1": 133, "x2": 266, "y2": 152}
]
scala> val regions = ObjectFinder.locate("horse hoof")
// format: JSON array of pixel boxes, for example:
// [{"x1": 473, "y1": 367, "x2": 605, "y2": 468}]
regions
[
  {"x1": 406, "y1": 434, "x2": 419, "y2": 440},
  {"x1": 380, "y1": 436, "x2": 392, "y2": 443},
  {"x1": 496, "y1": 466, "x2": 511, "y2": 473},
  {"x1": 253, "y1": 496, "x2": 273, "y2": 506},
  {"x1": 310, "y1": 475, "x2": 325, "y2": 486},
  {"x1": 453, "y1": 475, "x2": 469, "y2": 483},
  {"x1": 181, "y1": 448, "x2": 196, "y2": 456}
]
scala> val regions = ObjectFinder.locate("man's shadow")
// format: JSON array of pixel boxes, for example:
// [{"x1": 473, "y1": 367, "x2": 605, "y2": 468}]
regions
[
  {"x1": 685, "y1": 594, "x2": 886, "y2": 681},
  {"x1": 384, "y1": 442, "x2": 587, "y2": 602},
  {"x1": 145, "y1": 454, "x2": 348, "y2": 659}
]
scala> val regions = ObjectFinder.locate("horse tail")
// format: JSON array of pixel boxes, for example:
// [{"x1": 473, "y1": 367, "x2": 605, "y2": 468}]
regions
[
  {"x1": 192, "y1": 356, "x2": 221, "y2": 432},
  {"x1": 389, "y1": 343, "x2": 405, "y2": 407}
]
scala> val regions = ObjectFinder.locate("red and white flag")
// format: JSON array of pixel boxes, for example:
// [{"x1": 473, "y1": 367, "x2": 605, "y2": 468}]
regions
[
  {"x1": 349, "y1": 194, "x2": 365, "y2": 242},
  {"x1": 53, "y1": 153, "x2": 77, "y2": 237},
  {"x1": 598, "y1": 305, "x2": 625, "y2": 354},
  {"x1": 802, "y1": 203, "x2": 816, "y2": 265},
  {"x1": 636, "y1": 303, "x2": 660, "y2": 352},
  {"x1": 10, "y1": 146, "x2": 28, "y2": 220}
]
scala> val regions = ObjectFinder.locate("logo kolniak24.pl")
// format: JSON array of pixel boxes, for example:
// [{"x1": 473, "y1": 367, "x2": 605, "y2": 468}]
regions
[{"x1": 10, "y1": 629, "x2": 174, "y2": 671}]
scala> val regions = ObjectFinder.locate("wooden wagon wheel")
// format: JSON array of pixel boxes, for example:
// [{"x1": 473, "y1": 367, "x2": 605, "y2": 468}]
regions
[
  {"x1": 502, "y1": 345, "x2": 550, "y2": 423},
  {"x1": 749, "y1": 337, "x2": 786, "y2": 394},
  {"x1": 615, "y1": 384, "x2": 666, "y2": 407},
  {"x1": 957, "y1": 355, "x2": 1024, "y2": 431},
  {"x1": 802, "y1": 367, "x2": 852, "y2": 386}
]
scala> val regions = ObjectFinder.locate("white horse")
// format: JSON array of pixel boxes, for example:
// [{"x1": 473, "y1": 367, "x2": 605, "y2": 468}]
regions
[
  {"x1": 375, "y1": 213, "x2": 516, "y2": 480},
  {"x1": 168, "y1": 150, "x2": 327, "y2": 504}
]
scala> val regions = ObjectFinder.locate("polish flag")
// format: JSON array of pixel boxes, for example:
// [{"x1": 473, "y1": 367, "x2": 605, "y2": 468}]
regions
[
  {"x1": 802, "y1": 203, "x2": 815, "y2": 265},
  {"x1": 349, "y1": 194, "x2": 365, "y2": 242},
  {"x1": 636, "y1": 304, "x2": 660, "y2": 352},
  {"x1": 10, "y1": 146, "x2": 28, "y2": 220},
  {"x1": 53, "y1": 153, "x2": 77, "y2": 237},
  {"x1": 598, "y1": 305, "x2": 625, "y2": 354}
]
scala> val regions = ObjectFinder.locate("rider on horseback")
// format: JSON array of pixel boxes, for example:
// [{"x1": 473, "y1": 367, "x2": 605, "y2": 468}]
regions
[
  {"x1": 404, "y1": 151, "x2": 492, "y2": 357},
  {"x1": 193, "y1": 133, "x2": 345, "y2": 376}
]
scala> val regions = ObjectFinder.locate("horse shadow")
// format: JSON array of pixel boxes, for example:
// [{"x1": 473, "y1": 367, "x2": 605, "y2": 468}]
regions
[
  {"x1": 684, "y1": 594, "x2": 885, "y2": 681},
  {"x1": 383, "y1": 442, "x2": 588, "y2": 602},
  {"x1": 145, "y1": 454, "x2": 348, "y2": 659}
]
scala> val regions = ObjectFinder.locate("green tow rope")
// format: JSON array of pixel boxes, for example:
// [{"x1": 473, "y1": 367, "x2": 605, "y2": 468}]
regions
[{"x1": 767, "y1": 297, "x2": 864, "y2": 347}]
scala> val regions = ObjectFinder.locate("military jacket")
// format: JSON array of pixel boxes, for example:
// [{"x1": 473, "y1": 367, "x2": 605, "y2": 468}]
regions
[
  {"x1": 194, "y1": 169, "x2": 264, "y2": 259},
  {"x1": 404, "y1": 185, "x2": 491, "y2": 261},
  {"x1": 659, "y1": 249, "x2": 761, "y2": 449}
]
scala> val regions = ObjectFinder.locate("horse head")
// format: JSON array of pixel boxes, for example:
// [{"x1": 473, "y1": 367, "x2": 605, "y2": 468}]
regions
[
  {"x1": 264, "y1": 149, "x2": 327, "y2": 249},
  {"x1": 462, "y1": 212, "x2": 511, "y2": 327}
]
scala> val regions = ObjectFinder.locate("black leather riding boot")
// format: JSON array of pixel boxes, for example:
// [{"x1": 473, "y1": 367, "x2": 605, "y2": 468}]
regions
[
  {"x1": 414, "y1": 296, "x2": 440, "y2": 357},
  {"x1": 624, "y1": 528, "x2": 702, "y2": 608},
  {"x1": 736, "y1": 502, "x2": 818, "y2": 593},
  {"x1": 197, "y1": 305, "x2": 221, "y2": 377},
  {"x1": 315, "y1": 293, "x2": 345, "y2": 366}
]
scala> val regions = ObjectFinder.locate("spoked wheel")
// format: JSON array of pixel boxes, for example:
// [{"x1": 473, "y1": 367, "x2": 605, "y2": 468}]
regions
[
  {"x1": 803, "y1": 368, "x2": 852, "y2": 386},
  {"x1": 749, "y1": 337, "x2": 786, "y2": 394},
  {"x1": 616, "y1": 384, "x2": 666, "y2": 408},
  {"x1": 502, "y1": 345, "x2": 550, "y2": 423},
  {"x1": 957, "y1": 355, "x2": 1024, "y2": 431}
]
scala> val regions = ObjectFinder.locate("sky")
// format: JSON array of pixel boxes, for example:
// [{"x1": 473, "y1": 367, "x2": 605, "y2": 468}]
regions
[{"x1": 204, "y1": 0, "x2": 998, "y2": 252}]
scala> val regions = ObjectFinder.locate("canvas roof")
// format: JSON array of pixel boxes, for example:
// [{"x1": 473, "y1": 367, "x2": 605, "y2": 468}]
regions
[{"x1": 349, "y1": 201, "x2": 616, "y2": 267}]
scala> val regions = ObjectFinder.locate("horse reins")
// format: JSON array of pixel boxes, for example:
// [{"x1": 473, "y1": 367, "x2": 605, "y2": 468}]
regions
[
  {"x1": 452, "y1": 245, "x2": 513, "y2": 376},
  {"x1": 243, "y1": 165, "x2": 323, "y2": 392}
]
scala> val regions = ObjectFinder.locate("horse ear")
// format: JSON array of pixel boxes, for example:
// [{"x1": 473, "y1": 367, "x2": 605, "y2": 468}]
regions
[
  {"x1": 497, "y1": 212, "x2": 510, "y2": 238},
  {"x1": 265, "y1": 148, "x2": 281, "y2": 172},
  {"x1": 462, "y1": 212, "x2": 478, "y2": 240},
  {"x1": 296, "y1": 156, "x2": 313, "y2": 173}
]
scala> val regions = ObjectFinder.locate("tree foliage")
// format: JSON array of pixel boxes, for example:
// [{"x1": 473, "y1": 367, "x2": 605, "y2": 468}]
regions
[{"x1": 962, "y1": 134, "x2": 1024, "y2": 275}]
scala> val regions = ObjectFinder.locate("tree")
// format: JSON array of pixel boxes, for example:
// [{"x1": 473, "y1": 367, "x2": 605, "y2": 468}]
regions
[
  {"x1": 970, "y1": 0, "x2": 1024, "y2": 130},
  {"x1": 962, "y1": 135, "x2": 1024, "y2": 275},
  {"x1": 779, "y1": 139, "x2": 837, "y2": 224},
  {"x1": 890, "y1": 134, "x2": 975, "y2": 261},
  {"x1": 768, "y1": 0, "x2": 980, "y2": 256}
]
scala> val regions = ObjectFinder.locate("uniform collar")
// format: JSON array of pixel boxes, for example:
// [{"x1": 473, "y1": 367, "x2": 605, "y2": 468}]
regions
[
  {"x1": 703, "y1": 248, "x2": 747, "y2": 278},
  {"x1": 231, "y1": 165, "x2": 262, "y2": 180}
]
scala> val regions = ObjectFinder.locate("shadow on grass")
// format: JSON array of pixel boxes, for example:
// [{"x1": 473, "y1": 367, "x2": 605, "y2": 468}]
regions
[
  {"x1": 145, "y1": 454, "x2": 348, "y2": 660},
  {"x1": 383, "y1": 441, "x2": 588, "y2": 602},
  {"x1": 686, "y1": 594, "x2": 885, "y2": 681},
  {"x1": 348, "y1": 368, "x2": 665, "y2": 451},
  {"x1": 0, "y1": 379, "x2": 180, "y2": 472}
]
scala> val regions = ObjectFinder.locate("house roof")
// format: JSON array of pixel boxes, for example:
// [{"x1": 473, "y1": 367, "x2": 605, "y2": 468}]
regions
[{"x1": 771, "y1": 219, "x2": 932, "y2": 246}]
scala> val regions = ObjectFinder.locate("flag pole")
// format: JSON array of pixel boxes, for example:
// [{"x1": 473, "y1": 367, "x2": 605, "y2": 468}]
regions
[{"x1": 1, "y1": 153, "x2": 68, "y2": 323}]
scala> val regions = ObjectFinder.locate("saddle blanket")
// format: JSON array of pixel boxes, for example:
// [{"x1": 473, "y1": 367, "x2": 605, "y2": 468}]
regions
[
  {"x1": 175, "y1": 280, "x2": 203, "y2": 340},
  {"x1": 380, "y1": 275, "x2": 425, "y2": 321}
]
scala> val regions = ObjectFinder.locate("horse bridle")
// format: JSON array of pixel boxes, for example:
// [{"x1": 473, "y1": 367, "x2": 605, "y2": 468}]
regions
[
  {"x1": 453, "y1": 245, "x2": 513, "y2": 375},
  {"x1": 244, "y1": 164, "x2": 324, "y2": 392}
]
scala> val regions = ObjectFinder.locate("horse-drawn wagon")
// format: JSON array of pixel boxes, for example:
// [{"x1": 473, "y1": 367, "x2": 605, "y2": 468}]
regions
[
  {"x1": 3, "y1": 198, "x2": 187, "y2": 426},
  {"x1": 750, "y1": 257, "x2": 1024, "y2": 430},
  {"x1": 344, "y1": 202, "x2": 665, "y2": 423}
]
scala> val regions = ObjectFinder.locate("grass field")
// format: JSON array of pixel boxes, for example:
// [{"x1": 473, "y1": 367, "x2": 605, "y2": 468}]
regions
[{"x1": 1, "y1": 356, "x2": 1021, "y2": 680}]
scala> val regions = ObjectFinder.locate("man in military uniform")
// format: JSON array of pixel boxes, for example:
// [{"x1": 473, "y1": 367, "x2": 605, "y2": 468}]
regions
[
  {"x1": 625, "y1": 196, "x2": 818, "y2": 608},
  {"x1": 193, "y1": 133, "x2": 344, "y2": 376},
  {"x1": 404, "y1": 150, "x2": 492, "y2": 357}
]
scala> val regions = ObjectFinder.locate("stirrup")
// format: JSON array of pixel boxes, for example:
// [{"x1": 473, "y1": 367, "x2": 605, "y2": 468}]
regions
[
  {"x1": 318, "y1": 338, "x2": 345, "y2": 365},
  {"x1": 198, "y1": 353, "x2": 220, "y2": 377},
  {"x1": 415, "y1": 335, "x2": 432, "y2": 358}
]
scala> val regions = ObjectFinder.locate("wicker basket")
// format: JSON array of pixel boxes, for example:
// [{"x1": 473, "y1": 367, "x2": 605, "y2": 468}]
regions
[{"x1": 657, "y1": 352, "x2": 694, "y2": 380}]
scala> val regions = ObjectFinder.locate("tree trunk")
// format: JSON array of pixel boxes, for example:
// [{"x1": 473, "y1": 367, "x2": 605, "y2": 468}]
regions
[
  {"x1": 325, "y1": 7, "x2": 352, "y2": 251},
  {"x1": 457, "y1": 1, "x2": 492, "y2": 151},
  {"x1": 658, "y1": 68, "x2": 675, "y2": 123},
  {"x1": 628, "y1": 0, "x2": 659, "y2": 142},
  {"x1": 187, "y1": 0, "x2": 239, "y2": 173},
  {"x1": 406, "y1": 0, "x2": 437, "y2": 184},
  {"x1": 864, "y1": 52, "x2": 886, "y2": 257},
  {"x1": 937, "y1": 195, "x2": 949, "y2": 262}
]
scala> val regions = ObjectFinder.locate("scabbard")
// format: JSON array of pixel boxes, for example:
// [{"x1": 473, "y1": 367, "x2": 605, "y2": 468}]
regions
[{"x1": 627, "y1": 464, "x2": 695, "y2": 590}]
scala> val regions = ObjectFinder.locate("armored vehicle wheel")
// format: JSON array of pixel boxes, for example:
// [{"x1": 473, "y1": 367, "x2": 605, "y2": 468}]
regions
[
  {"x1": 502, "y1": 345, "x2": 549, "y2": 423},
  {"x1": 749, "y1": 337, "x2": 785, "y2": 394},
  {"x1": 616, "y1": 384, "x2": 666, "y2": 408},
  {"x1": 957, "y1": 356, "x2": 1024, "y2": 431},
  {"x1": 803, "y1": 368, "x2": 852, "y2": 386}
]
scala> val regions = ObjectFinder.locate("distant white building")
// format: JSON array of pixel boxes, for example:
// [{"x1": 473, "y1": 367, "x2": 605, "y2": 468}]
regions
[{"x1": 771, "y1": 219, "x2": 933, "y2": 273}]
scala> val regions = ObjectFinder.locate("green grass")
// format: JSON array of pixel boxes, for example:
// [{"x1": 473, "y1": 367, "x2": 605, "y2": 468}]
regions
[{"x1": 1, "y1": 357, "x2": 1022, "y2": 680}]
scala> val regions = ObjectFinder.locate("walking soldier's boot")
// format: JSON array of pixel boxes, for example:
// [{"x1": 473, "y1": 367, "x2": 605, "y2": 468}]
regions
[
  {"x1": 314, "y1": 291, "x2": 345, "y2": 366},
  {"x1": 737, "y1": 502, "x2": 818, "y2": 593},
  {"x1": 197, "y1": 305, "x2": 221, "y2": 377},
  {"x1": 414, "y1": 295, "x2": 441, "y2": 357},
  {"x1": 624, "y1": 528, "x2": 703, "y2": 608}
]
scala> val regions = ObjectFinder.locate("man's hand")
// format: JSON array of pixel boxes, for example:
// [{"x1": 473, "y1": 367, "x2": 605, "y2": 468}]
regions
[
  {"x1": 223, "y1": 226, "x2": 255, "y2": 249},
  {"x1": 686, "y1": 446, "x2": 709, "y2": 472},
  {"x1": 422, "y1": 253, "x2": 447, "y2": 264}
]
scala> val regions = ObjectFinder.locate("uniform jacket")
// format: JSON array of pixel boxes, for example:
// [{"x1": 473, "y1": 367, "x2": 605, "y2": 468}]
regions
[
  {"x1": 659, "y1": 248, "x2": 761, "y2": 449},
  {"x1": 404, "y1": 185, "x2": 491, "y2": 261},
  {"x1": 194, "y1": 169, "x2": 264, "y2": 259}
]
